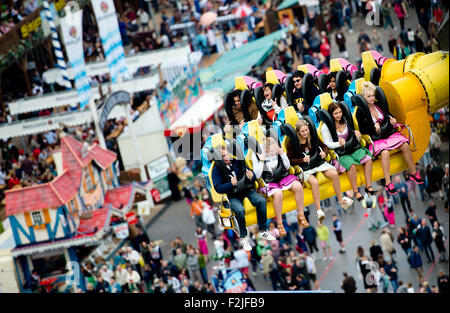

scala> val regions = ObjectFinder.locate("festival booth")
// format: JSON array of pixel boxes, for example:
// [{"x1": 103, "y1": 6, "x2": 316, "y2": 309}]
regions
[
  {"x1": 3, "y1": 134, "x2": 153, "y2": 292},
  {"x1": 277, "y1": 0, "x2": 324, "y2": 30}
]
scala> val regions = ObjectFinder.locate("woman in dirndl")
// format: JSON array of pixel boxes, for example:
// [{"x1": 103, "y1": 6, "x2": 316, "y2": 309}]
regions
[
  {"x1": 252, "y1": 136, "x2": 307, "y2": 236},
  {"x1": 195, "y1": 226, "x2": 209, "y2": 260},
  {"x1": 356, "y1": 81, "x2": 424, "y2": 195},
  {"x1": 287, "y1": 119, "x2": 353, "y2": 221}
]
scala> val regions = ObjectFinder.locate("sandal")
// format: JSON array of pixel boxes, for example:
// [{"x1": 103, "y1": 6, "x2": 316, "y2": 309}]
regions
[
  {"x1": 297, "y1": 214, "x2": 310, "y2": 228},
  {"x1": 277, "y1": 223, "x2": 287, "y2": 237},
  {"x1": 354, "y1": 191, "x2": 364, "y2": 202},
  {"x1": 365, "y1": 186, "x2": 377, "y2": 196}
]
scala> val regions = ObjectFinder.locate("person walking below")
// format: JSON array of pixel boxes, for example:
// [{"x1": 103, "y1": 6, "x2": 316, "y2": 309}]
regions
[
  {"x1": 317, "y1": 222, "x2": 333, "y2": 261},
  {"x1": 410, "y1": 245, "x2": 424, "y2": 284},
  {"x1": 332, "y1": 215, "x2": 346, "y2": 253},
  {"x1": 371, "y1": 29, "x2": 383, "y2": 52},
  {"x1": 341, "y1": 272, "x2": 357, "y2": 293},
  {"x1": 383, "y1": 196, "x2": 396, "y2": 228},
  {"x1": 190, "y1": 196, "x2": 205, "y2": 229},
  {"x1": 343, "y1": 3, "x2": 353, "y2": 33},
  {"x1": 381, "y1": 0, "x2": 395, "y2": 30},
  {"x1": 384, "y1": 258, "x2": 400, "y2": 293},
  {"x1": 335, "y1": 29, "x2": 348, "y2": 58},
  {"x1": 380, "y1": 229, "x2": 396, "y2": 261},
  {"x1": 432, "y1": 221, "x2": 447, "y2": 263},
  {"x1": 302, "y1": 225, "x2": 319, "y2": 255},
  {"x1": 397, "y1": 227, "x2": 412, "y2": 263},
  {"x1": 416, "y1": 219, "x2": 435, "y2": 263},
  {"x1": 394, "y1": 175, "x2": 412, "y2": 220},
  {"x1": 394, "y1": 0, "x2": 406, "y2": 30}
]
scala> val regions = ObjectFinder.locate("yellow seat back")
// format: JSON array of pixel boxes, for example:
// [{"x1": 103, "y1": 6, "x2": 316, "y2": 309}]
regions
[
  {"x1": 297, "y1": 65, "x2": 309, "y2": 74},
  {"x1": 234, "y1": 76, "x2": 248, "y2": 91},
  {"x1": 211, "y1": 134, "x2": 225, "y2": 149},
  {"x1": 284, "y1": 106, "x2": 299, "y2": 128},
  {"x1": 354, "y1": 78, "x2": 366, "y2": 95},
  {"x1": 318, "y1": 93, "x2": 334, "y2": 111},
  {"x1": 362, "y1": 51, "x2": 378, "y2": 82},
  {"x1": 247, "y1": 120, "x2": 265, "y2": 144},
  {"x1": 266, "y1": 70, "x2": 280, "y2": 85},
  {"x1": 330, "y1": 59, "x2": 343, "y2": 73}
]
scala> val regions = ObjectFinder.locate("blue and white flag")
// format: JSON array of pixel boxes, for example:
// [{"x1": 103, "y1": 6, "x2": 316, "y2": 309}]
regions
[
  {"x1": 91, "y1": 0, "x2": 131, "y2": 83},
  {"x1": 59, "y1": 10, "x2": 91, "y2": 109},
  {"x1": 41, "y1": 0, "x2": 72, "y2": 90}
]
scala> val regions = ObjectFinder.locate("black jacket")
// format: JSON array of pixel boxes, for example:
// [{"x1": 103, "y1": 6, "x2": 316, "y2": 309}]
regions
[
  {"x1": 417, "y1": 225, "x2": 434, "y2": 245},
  {"x1": 341, "y1": 276, "x2": 357, "y2": 293}
]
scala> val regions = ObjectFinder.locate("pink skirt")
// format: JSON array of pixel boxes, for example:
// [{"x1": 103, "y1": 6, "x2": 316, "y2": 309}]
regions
[
  {"x1": 257, "y1": 174, "x2": 299, "y2": 197},
  {"x1": 370, "y1": 132, "x2": 409, "y2": 157},
  {"x1": 198, "y1": 238, "x2": 209, "y2": 256}
]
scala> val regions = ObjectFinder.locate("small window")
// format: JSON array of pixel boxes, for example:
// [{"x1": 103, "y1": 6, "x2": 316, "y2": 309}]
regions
[{"x1": 31, "y1": 211, "x2": 44, "y2": 226}]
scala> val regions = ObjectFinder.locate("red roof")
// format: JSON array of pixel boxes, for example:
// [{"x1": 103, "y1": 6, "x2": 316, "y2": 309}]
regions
[
  {"x1": 73, "y1": 207, "x2": 111, "y2": 239},
  {"x1": 61, "y1": 135, "x2": 116, "y2": 170},
  {"x1": 104, "y1": 185, "x2": 134, "y2": 210},
  {"x1": 5, "y1": 135, "x2": 117, "y2": 217},
  {"x1": 5, "y1": 171, "x2": 78, "y2": 216}
]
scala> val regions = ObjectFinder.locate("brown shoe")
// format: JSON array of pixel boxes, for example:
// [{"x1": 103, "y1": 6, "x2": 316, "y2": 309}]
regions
[
  {"x1": 277, "y1": 223, "x2": 287, "y2": 237},
  {"x1": 297, "y1": 214, "x2": 310, "y2": 228}
]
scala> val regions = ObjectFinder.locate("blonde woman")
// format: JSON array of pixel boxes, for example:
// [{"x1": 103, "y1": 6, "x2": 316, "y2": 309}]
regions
[
  {"x1": 355, "y1": 82, "x2": 424, "y2": 195},
  {"x1": 252, "y1": 136, "x2": 308, "y2": 236},
  {"x1": 286, "y1": 119, "x2": 353, "y2": 223}
]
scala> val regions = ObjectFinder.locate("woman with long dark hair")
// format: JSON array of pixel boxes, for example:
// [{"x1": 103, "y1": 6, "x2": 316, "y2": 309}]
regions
[{"x1": 320, "y1": 101, "x2": 374, "y2": 201}]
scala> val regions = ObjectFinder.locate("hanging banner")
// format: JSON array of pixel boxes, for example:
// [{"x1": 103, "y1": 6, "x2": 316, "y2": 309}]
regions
[
  {"x1": 156, "y1": 65, "x2": 204, "y2": 129},
  {"x1": 59, "y1": 9, "x2": 91, "y2": 108},
  {"x1": 91, "y1": 0, "x2": 131, "y2": 83}
]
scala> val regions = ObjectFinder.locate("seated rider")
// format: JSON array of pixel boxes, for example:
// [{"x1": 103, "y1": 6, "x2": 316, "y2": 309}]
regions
[
  {"x1": 212, "y1": 145, "x2": 276, "y2": 251},
  {"x1": 291, "y1": 70, "x2": 320, "y2": 114},
  {"x1": 320, "y1": 101, "x2": 375, "y2": 201},
  {"x1": 286, "y1": 119, "x2": 354, "y2": 224},
  {"x1": 224, "y1": 89, "x2": 261, "y2": 133},
  {"x1": 252, "y1": 135, "x2": 310, "y2": 236},
  {"x1": 327, "y1": 72, "x2": 342, "y2": 101},
  {"x1": 355, "y1": 82, "x2": 424, "y2": 195},
  {"x1": 261, "y1": 83, "x2": 288, "y2": 121}
]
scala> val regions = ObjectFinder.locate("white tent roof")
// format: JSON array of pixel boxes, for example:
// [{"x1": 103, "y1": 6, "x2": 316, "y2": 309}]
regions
[
  {"x1": 0, "y1": 109, "x2": 93, "y2": 140},
  {"x1": 7, "y1": 73, "x2": 159, "y2": 116}
]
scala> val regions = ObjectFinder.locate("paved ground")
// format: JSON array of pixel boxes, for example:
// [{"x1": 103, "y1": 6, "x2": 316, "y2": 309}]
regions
[{"x1": 145, "y1": 140, "x2": 448, "y2": 293}]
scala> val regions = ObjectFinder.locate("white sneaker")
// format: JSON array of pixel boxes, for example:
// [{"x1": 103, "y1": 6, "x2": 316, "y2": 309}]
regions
[
  {"x1": 339, "y1": 196, "x2": 353, "y2": 210},
  {"x1": 240, "y1": 237, "x2": 252, "y2": 251},
  {"x1": 259, "y1": 230, "x2": 276, "y2": 241},
  {"x1": 328, "y1": 256, "x2": 334, "y2": 260},
  {"x1": 317, "y1": 210, "x2": 325, "y2": 223},
  {"x1": 323, "y1": 257, "x2": 327, "y2": 261}
]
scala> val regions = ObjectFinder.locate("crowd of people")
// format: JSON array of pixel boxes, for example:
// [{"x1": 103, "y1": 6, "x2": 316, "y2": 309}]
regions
[{"x1": 0, "y1": 0, "x2": 39, "y2": 38}]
